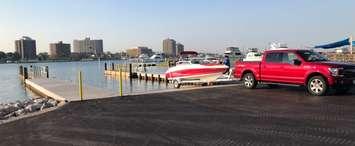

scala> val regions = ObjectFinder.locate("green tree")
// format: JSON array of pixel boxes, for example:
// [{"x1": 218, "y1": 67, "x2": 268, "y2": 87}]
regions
[
  {"x1": 5, "y1": 52, "x2": 20, "y2": 61},
  {"x1": 0, "y1": 51, "x2": 6, "y2": 59},
  {"x1": 0, "y1": 51, "x2": 6, "y2": 62},
  {"x1": 37, "y1": 52, "x2": 49, "y2": 61}
]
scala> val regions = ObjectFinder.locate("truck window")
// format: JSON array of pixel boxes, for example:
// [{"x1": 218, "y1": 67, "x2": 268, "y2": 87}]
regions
[
  {"x1": 297, "y1": 50, "x2": 329, "y2": 62},
  {"x1": 282, "y1": 53, "x2": 298, "y2": 64},
  {"x1": 265, "y1": 53, "x2": 283, "y2": 63}
]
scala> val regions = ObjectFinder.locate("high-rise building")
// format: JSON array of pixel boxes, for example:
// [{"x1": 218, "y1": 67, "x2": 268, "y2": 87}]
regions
[
  {"x1": 73, "y1": 37, "x2": 103, "y2": 55},
  {"x1": 163, "y1": 38, "x2": 176, "y2": 57},
  {"x1": 176, "y1": 43, "x2": 184, "y2": 56},
  {"x1": 126, "y1": 46, "x2": 153, "y2": 58},
  {"x1": 49, "y1": 41, "x2": 71, "y2": 59},
  {"x1": 15, "y1": 36, "x2": 37, "y2": 60}
]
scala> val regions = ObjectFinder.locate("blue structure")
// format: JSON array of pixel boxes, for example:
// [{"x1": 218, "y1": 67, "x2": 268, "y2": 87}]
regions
[{"x1": 314, "y1": 38, "x2": 351, "y2": 49}]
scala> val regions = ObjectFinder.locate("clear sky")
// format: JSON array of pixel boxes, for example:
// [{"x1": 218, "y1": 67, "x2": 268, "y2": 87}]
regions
[{"x1": 0, "y1": 0, "x2": 354, "y2": 53}]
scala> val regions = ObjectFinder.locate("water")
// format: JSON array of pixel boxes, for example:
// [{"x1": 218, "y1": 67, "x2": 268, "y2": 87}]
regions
[
  {"x1": 0, "y1": 61, "x2": 171, "y2": 104},
  {"x1": 0, "y1": 64, "x2": 39, "y2": 103}
]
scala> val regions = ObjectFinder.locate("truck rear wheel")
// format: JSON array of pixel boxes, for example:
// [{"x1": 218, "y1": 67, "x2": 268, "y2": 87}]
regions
[
  {"x1": 243, "y1": 73, "x2": 257, "y2": 89},
  {"x1": 307, "y1": 76, "x2": 328, "y2": 96}
]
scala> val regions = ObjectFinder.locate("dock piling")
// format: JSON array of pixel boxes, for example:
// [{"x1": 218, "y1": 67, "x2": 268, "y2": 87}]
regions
[
  {"x1": 79, "y1": 71, "x2": 83, "y2": 101},
  {"x1": 158, "y1": 75, "x2": 161, "y2": 82},
  {"x1": 24, "y1": 67, "x2": 28, "y2": 80},
  {"x1": 45, "y1": 66, "x2": 49, "y2": 78},
  {"x1": 129, "y1": 64, "x2": 132, "y2": 78},
  {"x1": 119, "y1": 65, "x2": 123, "y2": 97},
  {"x1": 19, "y1": 65, "x2": 23, "y2": 76}
]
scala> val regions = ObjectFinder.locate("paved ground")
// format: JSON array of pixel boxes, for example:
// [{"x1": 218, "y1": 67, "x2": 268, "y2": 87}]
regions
[{"x1": 0, "y1": 85, "x2": 354, "y2": 146}]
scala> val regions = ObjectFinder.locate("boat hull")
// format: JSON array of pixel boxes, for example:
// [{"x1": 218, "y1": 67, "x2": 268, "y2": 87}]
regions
[{"x1": 165, "y1": 64, "x2": 228, "y2": 83}]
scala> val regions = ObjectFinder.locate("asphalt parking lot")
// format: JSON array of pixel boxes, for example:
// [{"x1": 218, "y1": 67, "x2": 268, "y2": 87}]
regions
[{"x1": 0, "y1": 85, "x2": 354, "y2": 146}]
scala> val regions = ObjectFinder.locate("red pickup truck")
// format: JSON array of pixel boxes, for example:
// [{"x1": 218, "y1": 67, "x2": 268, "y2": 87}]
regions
[{"x1": 234, "y1": 49, "x2": 355, "y2": 96}]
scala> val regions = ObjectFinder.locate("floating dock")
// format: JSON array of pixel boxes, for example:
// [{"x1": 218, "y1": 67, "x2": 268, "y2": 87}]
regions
[{"x1": 25, "y1": 78, "x2": 117, "y2": 102}]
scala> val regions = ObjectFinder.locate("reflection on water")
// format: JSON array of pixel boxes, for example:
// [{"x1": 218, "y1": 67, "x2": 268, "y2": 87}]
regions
[{"x1": 0, "y1": 61, "x2": 171, "y2": 103}]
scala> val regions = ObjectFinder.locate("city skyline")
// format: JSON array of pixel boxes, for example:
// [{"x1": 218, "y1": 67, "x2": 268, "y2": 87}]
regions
[{"x1": 1, "y1": 0, "x2": 355, "y2": 53}]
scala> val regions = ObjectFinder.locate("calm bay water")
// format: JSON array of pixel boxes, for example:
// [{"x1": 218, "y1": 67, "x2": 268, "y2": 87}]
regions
[{"x1": 0, "y1": 61, "x2": 171, "y2": 104}]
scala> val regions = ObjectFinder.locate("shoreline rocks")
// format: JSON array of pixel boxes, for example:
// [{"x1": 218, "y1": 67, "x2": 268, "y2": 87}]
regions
[{"x1": 0, "y1": 98, "x2": 59, "y2": 121}]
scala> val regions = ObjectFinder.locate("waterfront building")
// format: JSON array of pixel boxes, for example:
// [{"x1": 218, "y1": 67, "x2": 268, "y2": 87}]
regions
[
  {"x1": 49, "y1": 41, "x2": 71, "y2": 59},
  {"x1": 176, "y1": 43, "x2": 184, "y2": 56},
  {"x1": 126, "y1": 46, "x2": 153, "y2": 58},
  {"x1": 163, "y1": 38, "x2": 177, "y2": 57},
  {"x1": 126, "y1": 48, "x2": 138, "y2": 58},
  {"x1": 15, "y1": 36, "x2": 37, "y2": 60},
  {"x1": 73, "y1": 37, "x2": 103, "y2": 55}
]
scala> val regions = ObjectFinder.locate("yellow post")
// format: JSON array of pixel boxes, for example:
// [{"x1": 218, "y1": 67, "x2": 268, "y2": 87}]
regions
[
  {"x1": 79, "y1": 71, "x2": 83, "y2": 101},
  {"x1": 119, "y1": 65, "x2": 123, "y2": 97}
]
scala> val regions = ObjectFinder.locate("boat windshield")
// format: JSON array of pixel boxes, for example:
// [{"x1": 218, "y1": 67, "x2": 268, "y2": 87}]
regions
[
  {"x1": 297, "y1": 50, "x2": 329, "y2": 62},
  {"x1": 191, "y1": 59, "x2": 202, "y2": 64}
]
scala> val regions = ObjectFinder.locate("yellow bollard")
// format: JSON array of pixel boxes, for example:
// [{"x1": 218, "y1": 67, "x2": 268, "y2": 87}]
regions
[
  {"x1": 79, "y1": 71, "x2": 83, "y2": 101},
  {"x1": 119, "y1": 65, "x2": 123, "y2": 97}
]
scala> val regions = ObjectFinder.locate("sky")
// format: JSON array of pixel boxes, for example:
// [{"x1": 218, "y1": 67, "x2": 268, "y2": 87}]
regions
[{"x1": 0, "y1": 0, "x2": 354, "y2": 53}]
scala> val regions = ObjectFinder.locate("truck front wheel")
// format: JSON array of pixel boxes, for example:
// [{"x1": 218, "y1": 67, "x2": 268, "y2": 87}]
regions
[
  {"x1": 243, "y1": 73, "x2": 257, "y2": 89},
  {"x1": 307, "y1": 76, "x2": 328, "y2": 96}
]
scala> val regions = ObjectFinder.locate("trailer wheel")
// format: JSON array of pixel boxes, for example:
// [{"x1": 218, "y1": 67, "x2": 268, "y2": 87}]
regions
[
  {"x1": 173, "y1": 80, "x2": 181, "y2": 88},
  {"x1": 242, "y1": 73, "x2": 257, "y2": 89}
]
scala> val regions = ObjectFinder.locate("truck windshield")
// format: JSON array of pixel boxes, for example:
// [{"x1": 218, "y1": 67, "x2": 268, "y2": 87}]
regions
[{"x1": 297, "y1": 50, "x2": 329, "y2": 62}]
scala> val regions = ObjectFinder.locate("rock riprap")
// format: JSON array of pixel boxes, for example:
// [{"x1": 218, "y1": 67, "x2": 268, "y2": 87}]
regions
[{"x1": 0, "y1": 98, "x2": 59, "y2": 121}]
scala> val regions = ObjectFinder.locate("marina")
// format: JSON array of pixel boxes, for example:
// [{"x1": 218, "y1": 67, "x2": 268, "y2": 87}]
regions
[
  {"x1": 1, "y1": 1, "x2": 355, "y2": 145},
  {"x1": 1, "y1": 40, "x2": 355, "y2": 146}
]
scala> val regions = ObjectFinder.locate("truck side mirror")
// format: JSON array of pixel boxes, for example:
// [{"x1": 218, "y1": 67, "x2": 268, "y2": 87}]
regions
[{"x1": 293, "y1": 59, "x2": 302, "y2": 66}]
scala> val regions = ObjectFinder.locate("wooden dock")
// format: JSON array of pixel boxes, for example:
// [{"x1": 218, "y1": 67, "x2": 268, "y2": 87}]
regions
[
  {"x1": 104, "y1": 70, "x2": 168, "y2": 82},
  {"x1": 25, "y1": 78, "x2": 117, "y2": 102}
]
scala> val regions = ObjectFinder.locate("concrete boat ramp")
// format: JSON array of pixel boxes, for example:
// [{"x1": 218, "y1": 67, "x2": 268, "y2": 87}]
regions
[
  {"x1": 25, "y1": 78, "x2": 117, "y2": 102},
  {"x1": 0, "y1": 85, "x2": 355, "y2": 145}
]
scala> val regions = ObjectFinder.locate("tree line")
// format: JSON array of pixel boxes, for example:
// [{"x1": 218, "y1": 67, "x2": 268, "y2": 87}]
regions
[
  {"x1": 0, "y1": 51, "x2": 20, "y2": 62},
  {"x1": 0, "y1": 51, "x2": 126, "y2": 63}
]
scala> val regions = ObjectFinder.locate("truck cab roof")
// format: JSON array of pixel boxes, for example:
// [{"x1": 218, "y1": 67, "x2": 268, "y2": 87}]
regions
[{"x1": 264, "y1": 48, "x2": 310, "y2": 53}]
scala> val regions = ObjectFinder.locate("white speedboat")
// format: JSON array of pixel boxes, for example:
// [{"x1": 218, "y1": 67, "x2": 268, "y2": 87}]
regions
[
  {"x1": 149, "y1": 54, "x2": 164, "y2": 62},
  {"x1": 165, "y1": 60, "x2": 228, "y2": 88},
  {"x1": 243, "y1": 52, "x2": 262, "y2": 61},
  {"x1": 243, "y1": 48, "x2": 262, "y2": 61}
]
